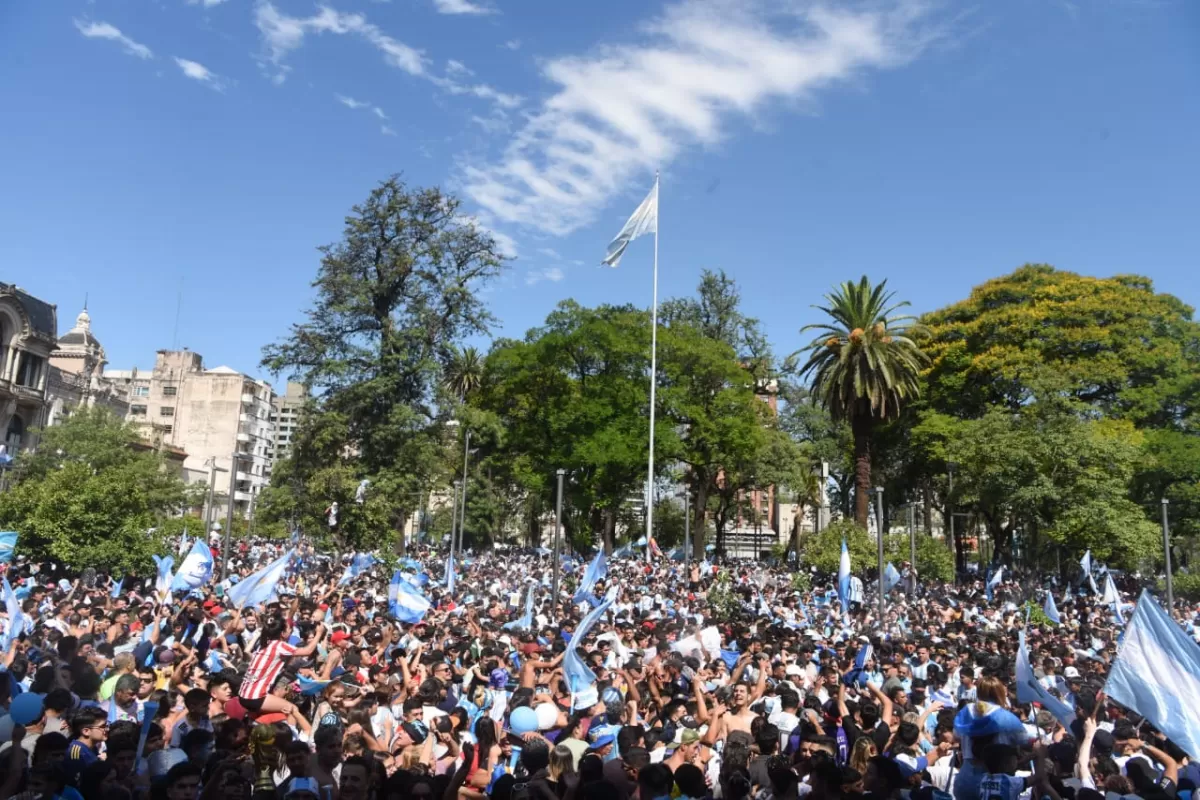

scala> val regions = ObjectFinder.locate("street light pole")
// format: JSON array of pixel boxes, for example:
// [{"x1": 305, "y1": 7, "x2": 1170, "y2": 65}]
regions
[
  {"x1": 874, "y1": 487, "x2": 886, "y2": 620},
  {"x1": 1162, "y1": 498, "x2": 1174, "y2": 610},
  {"x1": 907, "y1": 502, "x2": 916, "y2": 573},
  {"x1": 552, "y1": 470, "x2": 565, "y2": 610},
  {"x1": 221, "y1": 452, "x2": 242, "y2": 581},
  {"x1": 947, "y1": 462, "x2": 957, "y2": 573},
  {"x1": 449, "y1": 480, "x2": 461, "y2": 562},
  {"x1": 458, "y1": 429, "x2": 471, "y2": 554},
  {"x1": 683, "y1": 488, "x2": 691, "y2": 562}
]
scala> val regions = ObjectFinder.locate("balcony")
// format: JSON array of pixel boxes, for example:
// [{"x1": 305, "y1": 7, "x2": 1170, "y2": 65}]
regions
[
  {"x1": 239, "y1": 413, "x2": 256, "y2": 424},
  {"x1": 236, "y1": 470, "x2": 251, "y2": 481},
  {"x1": 233, "y1": 490, "x2": 254, "y2": 503},
  {"x1": 236, "y1": 432, "x2": 251, "y2": 443},
  {"x1": 241, "y1": 393, "x2": 255, "y2": 405}
]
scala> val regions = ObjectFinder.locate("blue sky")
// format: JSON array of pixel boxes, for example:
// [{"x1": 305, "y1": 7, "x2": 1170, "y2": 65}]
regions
[{"x1": 2, "y1": 0, "x2": 1198, "y2": 383}]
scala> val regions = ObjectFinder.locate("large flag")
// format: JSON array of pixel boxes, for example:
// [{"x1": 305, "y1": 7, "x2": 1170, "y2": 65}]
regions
[
  {"x1": 1080, "y1": 550, "x2": 1098, "y2": 594},
  {"x1": 844, "y1": 642, "x2": 874, "y2": 687},
  {"x1": 1105, "y1": 590, "x2": 1200, "y2": 760},
  {"x1": 986, "y1": 564, "x2": 1004, "y2": 603},
  {"x1": 601, "y1": 178, "x2": 658, "y2": 268},
  {"x1": 171, "y1": 541, "x2": 214, "y2": 591},
  {"x1": 152, "y1": 555, "x2": 174, "y2": 602},
  {"x1": 0, "y1": 577, "x2": 25, "y2": 650},
  {"x1": 1016, "y1": 630, "x2": 1075, "y2": 728},
  {"x1": 226, "y1": 549, "x2": 294, "y2": 609},
  {"x1": 883, "y1": 563, "x2": 902, "y2": 594},
  {"x1": 0, "y1": 532, "x2": 18, "y2": 563},
  {"x1": 837, "y1": 539, "x2": 851, "y2": 611},
  {"x1": 1101, "y1": 572, "x2": 1119, "y2": 605},
  {"x1": 1043, "y1": 591, "x2": 1061, "y2": 625},
  {"x1": 339, "y1": 553, "x2": 376, "y2": 586},
  {"x1": 564, "y1": 588, "x2": 617, "y2": 695},
  {"x1": 389, "y1": 570, "x2": 431, "y2": 624},
  {"x1": 504, "y1": 583, "x2": 536, "y2": 631},
  {"x1": 573, "y1": 550, "x2": 607, "y2": 604}
]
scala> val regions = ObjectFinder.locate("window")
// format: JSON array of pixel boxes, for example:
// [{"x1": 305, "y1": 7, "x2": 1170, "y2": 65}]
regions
[
  {"x1": 160, "y1": 425, "x2": 173, "y2": 435},
  {"x1": 130, "y1": 405, "x2": 147, "y2": 416},
  {"x1": 162, "y1": 386, "x2": 177, "y2": 397},
  {"x1": 160, "y1": 406, "x2": 174, "y2": 417},
  {"x1": 133, "y1": 386, "x2": 150, "y2": 397}
]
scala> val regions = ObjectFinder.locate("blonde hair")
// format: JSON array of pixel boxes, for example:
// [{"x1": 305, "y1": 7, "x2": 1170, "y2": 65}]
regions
[
  {"x1": 549, "y1": 744, "x2": 576, "y2": 781},
  {"x1": 850, "y1": 736, "x2": 878, "y2": 776},
  {"x1": 976, "y1": 676, "x2": 1007, "y2": 709}
]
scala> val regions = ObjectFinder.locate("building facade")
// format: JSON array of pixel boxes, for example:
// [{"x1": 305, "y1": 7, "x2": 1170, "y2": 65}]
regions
[
  {"x1": 105, "y1": 350, "x2": 276, "y2": 518},
  {"x1": 0, "y1": 283, "x2": 57, "y2": 454},
  {"x1": 45, "y1": 306, "x2": 131, "y2": 427},
  {"x1": 270, "y1": 381, "x2": 307, "y2": 463}
]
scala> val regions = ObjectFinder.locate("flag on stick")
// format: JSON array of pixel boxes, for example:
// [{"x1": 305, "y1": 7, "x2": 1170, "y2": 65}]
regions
[{"x1": 601, "y1": 179, "x2": 658, "y2": 268}]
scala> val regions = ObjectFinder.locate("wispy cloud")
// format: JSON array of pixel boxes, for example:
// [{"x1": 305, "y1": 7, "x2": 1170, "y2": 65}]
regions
[
  {"x1": 173, "y1": 57, "x2": 225, "y2": 90},
  {"x1": 381, "y1": 125, "x2": 397, "y2": 136},
  {"x1": 446, "y1": 59, "x2": 474, "y2": 77},
  {"x1": 537, "y1": 247, "x2": 561, "y2": 259},
  {"x1": 525, "y1": 266, "x2": 565, "y2": 285},
  {"x1": 254, "y1": 2, "x2": 519, "y2": 111},
  {"x1": 503, "y1": 39, "x2": 521, "y2": 51},
  {"x1": 471, "y1": 114, "x2": 511, "y2": 134},
  {"x1": 336, "y1": 94, "x2": 370, "y2": 109},
  {"x1": 433, "y1": 0, "x2": 495, "y2": 15},
  {"x1": 73, "y1": 19, "x2": 153, "y2": 60},
  {"x1": 372, "y1": 106, "x2": 388, "y2": 120},
  {"x1": 462, "y1": 0, "x2": 935, "y2": 236},
  {"x1": 188, "y1": 0, "x2": 232, "y2": 7}
]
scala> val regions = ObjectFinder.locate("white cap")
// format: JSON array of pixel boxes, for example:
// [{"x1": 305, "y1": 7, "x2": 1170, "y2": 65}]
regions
[{"x1": 1064, "y1": 666, "x2": 1081, "y2": 678}]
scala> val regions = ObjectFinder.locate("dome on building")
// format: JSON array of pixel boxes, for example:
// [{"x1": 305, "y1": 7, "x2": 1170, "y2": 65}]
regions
[{"x1": 56, "y1": 307, "x2": 104, "y2": 356}]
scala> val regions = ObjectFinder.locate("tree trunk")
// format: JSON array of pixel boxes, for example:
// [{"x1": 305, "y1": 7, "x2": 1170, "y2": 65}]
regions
[
  {"x1": 692, "y1": 481, "x2": 709, "y2": 556},
  {"x1": 792, "y1": 502, "x2": 805, "y2": 567},
  {"x1": 922, "y1": 480, "x2": 933, "y2": 534},
  {"x1": 851, "y1": 413, "x2": 873, "y2": 528},
  {"x1": 602, "y1": 507, "x2": 616, "y2": 554},
  {"x1": 393, "y1": 511, "x2": 408, "y2": 556}
]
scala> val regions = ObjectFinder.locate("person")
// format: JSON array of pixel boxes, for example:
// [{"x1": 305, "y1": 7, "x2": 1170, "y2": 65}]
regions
[
  {"x1": 169, "y1": 688, "x2": 214, "y2": 748},
  {"x1": 64, "y1": 709, "x2": 107, "y2": 784},
  {"x1": 237, "y1": 615, "x2": 325, "y2": 718}
]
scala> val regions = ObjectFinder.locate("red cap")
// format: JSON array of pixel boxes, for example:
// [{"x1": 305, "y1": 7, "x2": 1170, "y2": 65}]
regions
[{"x1": 331, "y1": 630, "x2": 351, "y2": 646}]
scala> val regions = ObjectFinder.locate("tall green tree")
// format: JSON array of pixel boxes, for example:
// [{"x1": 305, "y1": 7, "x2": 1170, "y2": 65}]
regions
[
  {"x1": 260, "y1": 177, "x2": 507, "y2": 551},
  {"x1": 444, "y1": 345, "x2": 484, "y2": 402},
  {"x1": 796, "y1": 277, "x2": 927, "y2": 527},
  {"x1": 0, "y1": 408, "x2": 192, "y2": 572}
]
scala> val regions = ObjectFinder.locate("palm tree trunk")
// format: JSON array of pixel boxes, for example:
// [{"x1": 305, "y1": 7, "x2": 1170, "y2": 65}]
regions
[{"x1": 851, "y1": 413, "x2": 873, "y2": 528}]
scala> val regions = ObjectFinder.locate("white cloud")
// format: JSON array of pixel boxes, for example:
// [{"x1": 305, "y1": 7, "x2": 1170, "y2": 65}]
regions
[
  {"x1": 525, "y1": 266, "x2": 565, "y2": 286},
  {"x1": 433, "y1": 0, "x2": 495, "y2": 15},
  {"x1": 254, "y1": 2, "x2": 518, "y2": 111},
  {"x1": 381, "y1": 125, "x2": 397, "y2": 136},
  {"x1": 471, "y1": 114, "x2": 510, "y2": 134},
  {"x1": 188, "y1": 0, "x2": 231, "y2": 7},
  {"x1": 503, "y1": 39, "x2": 521, "y2": 51},
  {"x1": 462, "y1": 214, "x2": 518, "y2": 258},
  {"x1": 174, "y1": 57, "x2": 225, "y2": 90},
  {"x1": 462, "y1": 0, "x2": 934, "y2": 236},
  {"x1": 254, "y1": 2, "x2": 425, "y2": 83},
  {"x1": 73, "y1": 19, "x2": 153, "y2": 60},
  {"x1": 373, "y1": 106, "x2": 388, "y2": 120},
  {"x1": 336, "y1": 94, "x2": 369, "y2": 109},
  {"x1": 536, "y1": 247, "x2": 561, "y2": 259},
  {"x1": 446, "y1": 59, "x2": 474, "y2": 77}
]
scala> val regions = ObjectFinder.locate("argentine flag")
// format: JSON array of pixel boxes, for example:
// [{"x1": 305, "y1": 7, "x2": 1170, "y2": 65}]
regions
[
  {"x1": 171, "y1": 541, "x2": 214, "y2": 591},
  {"x1": 986, "y1": 564, "x2": 1004, "y2": 603},
  {"x1": 953, "y1": 701, "x2": 1029, "y2": 761},
  {"x1": 564, "y1": 587, "x2": 617, "y2": 695},
  {"x1": 0, "y1": 577, "x2": 26, "y2": 650},
  {"x1": 883, "y1": 563, "x2": 902, "y2": 594},
  {"x1": 1043, "y1": 591, "x2": 1061, "y2": 625},
  {"x1": 573, "y1": 550, "x2": 607, "y2": 604},
  {"x1": 504, "y1": 583, "x2": 535, "y2": 631},
  {"x1": 445, "y1": 554, "x2": 456, "y2": 595},
  {"x1": 1016, "y1": 630, "x2": 1075, "y2": 728},
  {"x1": 152, "y1": 555, "x2": 175, "y2": 601},
  {"x1": 226, "y1": 549, "x2": 294, "y2": 609},
  {"x1": 0, "y1": 532, "x2": 18, "y2": 564},
  {"x1": 1105, "y1": 590, "x2": 1200, "y2": 760},
  {"x1": 837, "y1": 539, "x2": 851, "y2": 612},
  {"x1": 389, "y1": 570, "x2": 431, "y2": 624},
  {"x1": 1081, "y1": 550, "x2": 1098, "y2": 594}
]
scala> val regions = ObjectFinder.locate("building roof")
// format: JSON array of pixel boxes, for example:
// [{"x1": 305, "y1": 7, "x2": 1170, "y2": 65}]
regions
[
  {"x1": 56, "y1": 308, "x2": 103, "y2": 354},
  {"x1": 205, "y1": 366, "x2": 241, "y2": 375},
  {"x1": 0, "y1": 282, "x2": 56, "y2": 338}
]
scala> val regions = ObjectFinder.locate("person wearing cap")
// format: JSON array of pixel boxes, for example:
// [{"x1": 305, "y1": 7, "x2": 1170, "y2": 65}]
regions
[{"x1": 664, "y1": 728, "x2": 702, "y2": 773}]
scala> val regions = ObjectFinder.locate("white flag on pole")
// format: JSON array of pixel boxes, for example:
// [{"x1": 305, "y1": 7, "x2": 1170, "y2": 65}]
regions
[{"x1": 602, "y1": 178, "x2": 658, "y2": 267}]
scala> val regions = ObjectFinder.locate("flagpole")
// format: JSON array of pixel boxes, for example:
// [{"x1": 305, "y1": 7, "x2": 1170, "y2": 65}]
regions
[{"x1": 646, "y1": 172, "x2": 660, "y2": 564}]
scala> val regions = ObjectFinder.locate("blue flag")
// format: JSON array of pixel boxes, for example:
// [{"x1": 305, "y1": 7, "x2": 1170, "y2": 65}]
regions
[
  {"x1": 171, "y1": 541, "x2": 214, "y2": 591},
  {"x1": 837, "y1": 539, "x2": 851, "y2": 615},
  {"x1": 720, "y1": 649, "x2": 740, "y2": 671},
  {"x1": 1016, "y1": 629, "x2": 1075, "y2": 728},
  {"x1": 339, "y1": 553, "x2": 376, "y2": 586},
  {"x1": 564, "y1": 588, "x2": 616, "y2": 695},
  {"x1": 1105, "y1": 590, "x2": 1200, "y2": 760},
  {"x1": 613, "y1": 542, "x2": 634, "y2": 559},
  {"x1": 1081, "y1": 550, "x2": 1098, "y2": 594},
  {"x1": 986, "y1": 564, "x2": 1003, "y2": 603},
  {"x1": 0, "y1": 532, "x2": 17, "y2": 564},
  {"x1": 844, "y1": 641, "x2": 874, "y2": 686},
  {"x1": 226, "y1": 549, "x2": 294, "y2": 609},
  {"x1": 152, "y1": 555, "x2": 175, "y2": 601},
  {"x1": 0, "y1": 578, "x2": 26, "y2": 651},
  {"x1": 389, "y1": 570, "x2": 432, "y2": 624},
  {"x1": 883, "y1": 563, "x2": 902, "y2": 594},
  {"x1": 111, "y1": 577, "x2": 125, "y2": 599},
  {"x1": 573, "y1": 550, "x2": 607, "y2": 604},
  {"x1": 1043, "y1": 592, "x2": 1061, "y2": 625},
  {"x1": 298, "y1": 675, "x2": 332, "y2": 696}
]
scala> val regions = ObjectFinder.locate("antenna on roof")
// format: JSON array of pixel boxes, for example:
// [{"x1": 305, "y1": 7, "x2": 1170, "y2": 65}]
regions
[{"x1": 83, "y1": 292, "x2": 88, "y2": 311}]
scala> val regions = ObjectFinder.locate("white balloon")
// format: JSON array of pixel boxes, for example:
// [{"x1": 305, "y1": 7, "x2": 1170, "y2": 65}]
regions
[{"x1": 535, "y1": 702, "x2": 559, "y2": 731}]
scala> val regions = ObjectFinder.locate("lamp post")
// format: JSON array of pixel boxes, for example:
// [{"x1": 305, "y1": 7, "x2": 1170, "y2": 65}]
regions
[
  {"x1": 221, "y1": 451, "x2": 251, "y2": 581},
  {"x1": 552, "y1": 469, "x2": 565, "y2": 609},
  {"x1": 946, "y1": 461, "x2": 958, "y2": 574},
  {"x1": 457, "y1": 429, "x2": 471, "y2": 554},
  {"x1": 1162, "y1": 498, "x2": 1174, "y2": 609},
  {"x1": 683, "y1": 487, "x2": 691, "y2": 562},
  {"x1": 907, "y1": 501, "x2": 916, "y2": 575},
  {"x1": 448, "y1": 480, "x2": 461, "y2": 561},
  {"x1": 874, "y1": 487, "x2": 886, "y2": 620}
]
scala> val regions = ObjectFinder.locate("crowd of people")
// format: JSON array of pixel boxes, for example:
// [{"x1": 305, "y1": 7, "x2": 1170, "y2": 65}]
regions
[{"x1": 0, "y1": 536, "x2": 1196, "y2": 800}]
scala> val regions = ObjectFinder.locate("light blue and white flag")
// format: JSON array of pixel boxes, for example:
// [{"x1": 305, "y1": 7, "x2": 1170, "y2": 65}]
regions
[
  {"x1": 389, "y1": 570, "x2": 431, "y2": 624},
  {"x1": 844, "y1": 641, "x2": 874, "y2": 686},
  {"x1": 837, "y1": 539, "x2": 851, "y2": 612},
  {"x1": 883, "y1": 563, "x2": 902, "y2": 594},
  {"x1": 339, "y1": 553, "x2": 376, "y2": 586},
  {"x1": 1016, "y1": 630, "x2": 1075, "y2": 728},
  {"x1": 1105, "y1": 590, "x2": 1200, "y2": 760},
  {"x1": 111, "y1": 577, "x2": 125, "y2": 599},
  {"x1": 1101, "y1": 572, "x2": 1119, "y2": 605},
  {"x1": 152, "y1": 555, "x2": 174, "y2": 601},
  {"x1": 504, "y1": 583, "x2": 536, "y2": 631},
  {"x1": 613, "y1": 542, "x2": 634, "y2": 559},
  {"x1": 573, "y1": 550, "x2": 607, "y2": 604},
  {"x1": 171, "y1": 541, "x2": 214, "y2": 591},
  {"x1": 986, "y1": 564, "x2": 1004, "y2": 603},
  {"x1": 226, "y1": 549, "x2": 294, "y2": 609},
  {"x1": 1080, "y1": 550, "x2": 1098, "y2": 594},
  {"x1": 178, "y1": 533, "x2": 191, "y2": 558},
  {"x1": 564, "y1": 588, "x2": 617, "y2": 696},
  {"x1": 0, "y1": 532, "x2": 18, "y2": 564},
  {"x1": 601, "y1": 177, "x2": 658, "y2": 268},
  {"x1": 1043, "y1": 592, "x2": 1061, "y2": 625},
  {"x1": 953, "y1": 701, "x2": 1027, "y2": 760},
  {"x1": 1, "y1": 577, "x2": 26, "y2": 650}
]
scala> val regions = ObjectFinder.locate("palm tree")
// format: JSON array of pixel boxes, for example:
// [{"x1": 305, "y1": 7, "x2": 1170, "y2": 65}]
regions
[
  {"x1": 444, "y1": 345, "x2": 484, "y2": 402},
  {"x1": 796, "y1": 277, "x2": 926, "y2": 528}
]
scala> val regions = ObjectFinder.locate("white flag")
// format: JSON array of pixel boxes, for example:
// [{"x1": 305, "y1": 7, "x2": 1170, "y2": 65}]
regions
[{"x1": 602, "y1": 178, "x2": 658, "y2": 267}]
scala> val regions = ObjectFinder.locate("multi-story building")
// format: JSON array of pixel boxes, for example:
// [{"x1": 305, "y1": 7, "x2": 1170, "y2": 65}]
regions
[
  {"x1": 270, "y1": 381, "x2": 307, "y2": 463},
  {"x1": 105, "y1": 350, "x2": 276, "y2": 518},
  {"x1": 0, "y1": 283, "x2": 57, "y2": 453}
]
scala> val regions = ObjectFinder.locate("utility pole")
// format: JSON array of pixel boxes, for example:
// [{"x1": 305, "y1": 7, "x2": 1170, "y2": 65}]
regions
[
  {"x1": 203, "y1": 457, "x2": 218, "y2": 533},
  {"x1": 875, "y1": 487, "x2": 885, "y2": 621},
  {"x1": 449, "y1": 480, "x2": 461, "y2": 561},
  {"x1": 552, "y1": 470, "x2": 565, "y2": 610},
  {"x1": 683, "y1": 488, "x2": 691, "y2": 562},
  {"x1": 458, "y1": 429, "x2": 471, "y2": 554},
  {"x1": 221, "y1": 453, "x2": 239, "y2": 581},
  {"x1": 1162, "y1": 498, "x2": 1174, "y2": 609}
]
